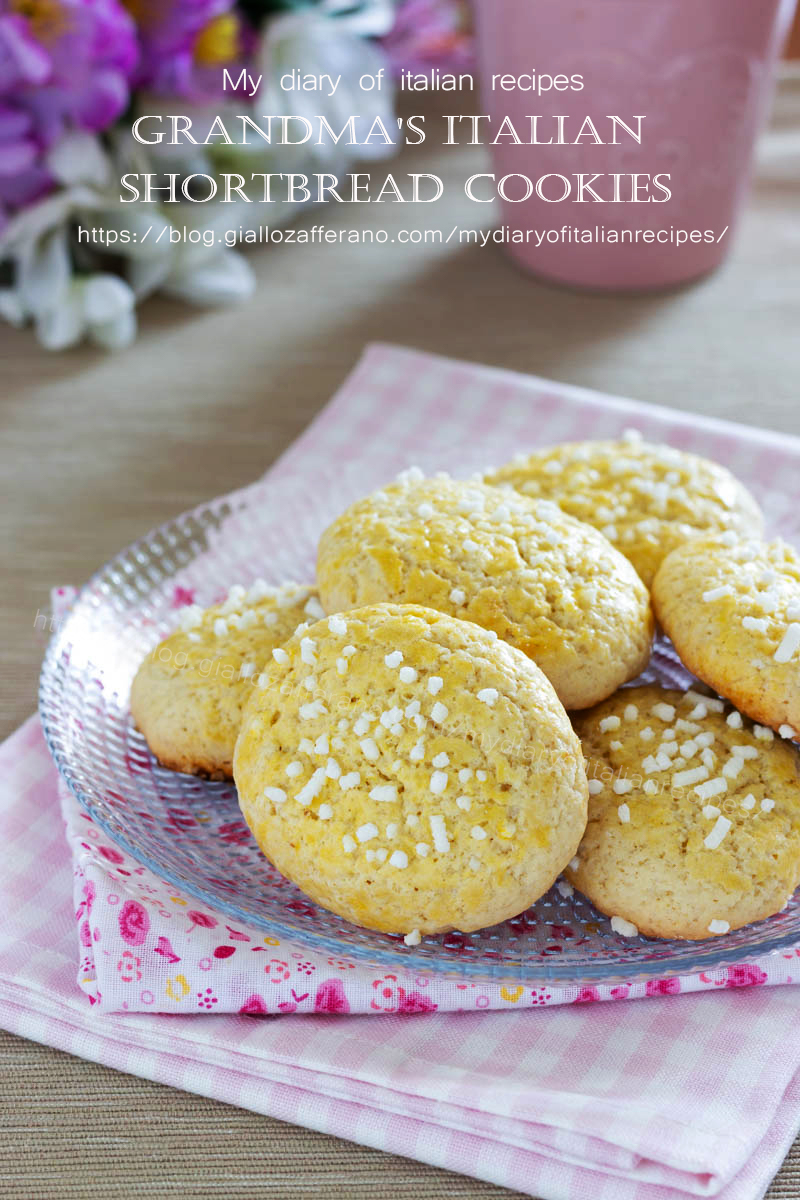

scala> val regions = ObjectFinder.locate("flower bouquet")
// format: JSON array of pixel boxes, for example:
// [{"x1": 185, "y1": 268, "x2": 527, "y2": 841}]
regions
[{"x1": 0, "y1": 0, "x2": 400, "y2": 350}]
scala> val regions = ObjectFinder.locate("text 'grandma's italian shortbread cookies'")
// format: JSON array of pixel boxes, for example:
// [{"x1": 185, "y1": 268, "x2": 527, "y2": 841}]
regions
[
  {"x1": 233, "y1": 604, "x2": 588, "y2": 938},
  {"x1": 567, "y1": 685, "x2": 800, "y2": 942},
  {"x1": 130, "y1": 581, "x2": 323, "y2": 781},
  {"x1": 484, "y1": 433, "x2": 764, "y2": 587},
  {"x1": 315, "y1": 470, "x2": 653, "y2": 710},
  {"x1": 653, "y1": 536, "x2": 800, "y2": 737}
]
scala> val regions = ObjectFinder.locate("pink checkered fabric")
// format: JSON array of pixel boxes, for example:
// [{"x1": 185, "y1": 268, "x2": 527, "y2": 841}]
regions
[{"x1": 3, "y1": 345, "x2": 800, "y2": 1198}]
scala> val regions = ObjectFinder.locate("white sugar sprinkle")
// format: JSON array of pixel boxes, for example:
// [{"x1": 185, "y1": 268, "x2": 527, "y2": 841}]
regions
[
  {"x1": 240, "y1": 662, "x2": 256, "y2": 679},
  {"x1": 409, "y1": 740, "x2": 425, "y2": 762},
  {"x1": 456, "y1": 796, "x2": 472, "y2": 811},
  {"x1": 611, "y1": 916, "x2": 638, "y2": 937},
  {"x1": 741, "y1": 794, "x2": 756, "y2": 810},
  {"x1": 431, "y1": 701, "x2": 448, "y2": 724},
  {"x1": 325, "y1": 759, "x2": 341, "y2": 780},
  {"x1": 617, "y1": 804, "x2": 631, "y2": 823},
  {"x1": 588, "y1": 780, "x2": 603, "y2": 795},
  {"x1": 299, "y1": 700, "x2": 326, "y2": 720},
  {"x1": 702, "y1": 585, "x2": 734, "y2": 602},
  {"x1": 673, "y1": 766, "x2": 709, "y2": 788},
  {"x1": 652, "y1": 703, "x2": 676, "y2": 722},
  {"x1": 779, "y1": 724, "x2": 798, "y2": 740},
  {"x1": 429, "y1": 814, "x2": 450, "y2": 853},
  {"x1": 428, "y1": 676, "x2": 443, "y2": 695},
  {"x1": 599, "y1": 715, "x2": 621, "y2": 732},
  {"x1": 775, "y1": 624, "x2": 800, "y2": 664},
  {"x1": 458, "y1": 767, "x2": 473, "y2": 784},
  {"x1": 415, "y1": 842, "x2": 429, "y2": 857},
  {"x1": 761, "y1": 798, "x2": 775, "y2": 812},
  {"x1": 613, "y1": 779, "x2": 633, "y2": 795},
  {"x1": 471, "y1": 826, "x2": 487, "y2": 841},
  {"x1": 369, "y1": 785, "x2": 397, "y2": 804},
  {"x1": 432, "y1": 752, "x2": 449, "y2": 768},
  {"x1": 213, "y1": 618, "x2": 228, "y2": 638},
  {"x1": 386, "y1": 823, "x2": 398, "y2": 839},
  {"x1": 272, "y1": 647, "x2": 289, "y2": 665},
  {"x1": 742, "y1": 616, "x2": 769, "y2": 633},
  {"x1": 417, "y1": 502, "x2": 434, "y2": 519},
  {"x1": 476, "y1": 769, "x2": 487, "y2": 782},
  {"x1": 639, "y1": 727, "x2": 655, "y2": 743},
  {"x1": 702, "y1": 805, "x2": 721, "y2": 819},
  {"x1": 404, "y1": 929, "x2": 421, "y2": 946},
  {"x1": 754, "y1": 725, "x2": 774, "y2": 741},
  {"x1": 356, "y1": 823, "x2": 378, "y2": 843},
  {"x1": 296, "y1": 768, "x2": 326, "y2": 807},
  {"x1": 430, "y1": 770, "x2": 448, "y2": 795},
  {"x1": 643, "y1": 780, "x2": 658, "y2": 796},
  {"x1": 342, "y1": 834, "x2": 356, "y2": 853},
  {"x1": 405, "y1": 813, "x2": 419, "y2": 828},
  {"x1": 450, "y1": 588, "x2": 466, "y2": 605},
  {"x1": 477, "y1": 688, "x2": 499, "y2": 707},
  {"x1": 726, "y1": 711, "x2": 743, "y2": 729},
  {"x1": 399, "y1": 666, "x2": 418, "y2": 684},
  {"x1": 708, "y1": 919, "x2": 730, "y2": 935},
  {"x1": 286, "y1": 762, "x2": 303, "y2": 778},
  {"x1": 384, "y1": 651, "x2": 404, "y2": 669},
  {"x1": 695, "y1": 777, "x2": 727, "y2": 801},
  {"x1": 557, "y1": 879, "x2": 574, "y2": 898},
  {"x1": 314, "y1": 734, "x2": 329, "y2": 755},
  {"x1": 704, "y1": 815, "x2": 732, "y2": 849},
  {"x1": 389, "y1": 850, "x2": 409, "y2": 869},
  {"x1": 469, "y1": 856, "x2": 481, "y2": 871},
  {"x1": 360, "y1": 738, "x2": 379, "y2": 762},
  {"x1": 300, "y1": 637, "x2": 317, "y2": 665},
  {"x1": 327, "y1": 614, "x2": 348, "y2": 636},
  {"x1": 264, "y1": 787, "x2": 286, "y2": 805},
  {"x1": 624, "y1": 704, "x2": 639, "y2": 722},
  {"x1": 318, "y1": 803, "x2": 333, "y2": 821},
  {"x1": 339, "y1": 772, "x2": 360, "y2": 791}
]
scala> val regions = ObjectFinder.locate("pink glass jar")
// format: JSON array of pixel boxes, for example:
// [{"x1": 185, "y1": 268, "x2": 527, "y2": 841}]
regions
[{"x1": 471, "y1": 0, "x2": 796, "y2": 290}]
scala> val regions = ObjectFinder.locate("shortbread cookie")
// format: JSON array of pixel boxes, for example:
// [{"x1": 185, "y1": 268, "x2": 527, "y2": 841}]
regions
[
  {"x1": 234, "y1": 603, "x2": 588, "y2": 937},
  {"x1": 130, "y1": 581, "x2": 322, "y2": 780},
  {"x1": 567, "y1": 685, "x2": 800, "y2": 940},
  {"x1": 316, "y1": 472, "x2": 653, "y2": 710},
  {"x1": 485, "y1": 435, "x2": 763, "y2": 586},
  {"x1": 653, "y1": 536, "x2": 800, "y2": 736}
]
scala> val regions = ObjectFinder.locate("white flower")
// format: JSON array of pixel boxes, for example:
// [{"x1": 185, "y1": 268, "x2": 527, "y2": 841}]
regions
[{"x1": 256, "y1": 1, "x2": 396, "y2": 169}]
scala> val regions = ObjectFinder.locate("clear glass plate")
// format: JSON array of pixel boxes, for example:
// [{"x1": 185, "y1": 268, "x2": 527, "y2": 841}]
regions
[{"x1": 39, "y1": 455, "x2": 800, "y2": 987}]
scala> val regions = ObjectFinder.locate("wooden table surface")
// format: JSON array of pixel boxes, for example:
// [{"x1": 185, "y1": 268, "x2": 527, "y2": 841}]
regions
[{"x1": 1, "y1": 73, "x2": 799, "y2": 1200}]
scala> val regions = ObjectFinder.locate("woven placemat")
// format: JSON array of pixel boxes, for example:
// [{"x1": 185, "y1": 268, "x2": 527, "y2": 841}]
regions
[{"x1": 1, "y1": 1030, "x2": 798, "y2": 1199}]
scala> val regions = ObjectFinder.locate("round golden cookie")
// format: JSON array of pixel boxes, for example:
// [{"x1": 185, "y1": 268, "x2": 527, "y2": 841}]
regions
[
  {"x1": 130, "y1": 581, "x2": 322, "y2": 780},
  {"x1": 316, "y1": 471, "x2": 653, "y2": 710},
  {"x1": 653, "y1": 537, "x2": 800, "y2": 737},
  {"x1": 484, "y1": 435, "x2": 763, "y2": 586},
  {"x1": 567, "y1": 684, "x2": 800, "y2": 940},
  {"x1": 233, "y1": 603, "x2": 588, "y2": 937}
]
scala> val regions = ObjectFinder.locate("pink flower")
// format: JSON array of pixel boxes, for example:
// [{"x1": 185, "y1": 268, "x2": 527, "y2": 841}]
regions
[
  {"x1": 171, "y1": 585, "x2": 195, "y2": 608},
  {"x1": 118, "y1": 899, "x2": 149, "y2": 946},
  {"x1": 240, "y1": 993, "x2": 269, "y2": 1016},
  {"x1": 399, "y1": 991, "x2": 437, "y2": 1014},
  {"x1": 646, "y1": 977, "x2": 682, "y2": 997},
  {"x1": 314, "y1": 979, "x2": 350, "y2": 1014},
  {"x1": 722, "y1": 964, "x2": 768, "y2": 989},
  {"x1": 574, "y1": 987, "x2": 601, "y2": 1004},
  {"x1": 187, "y1": 909, "x2": 218, "y2": 930},
  {"x1": 98, "y1": 845, "x2": 124, "y2": 865}
]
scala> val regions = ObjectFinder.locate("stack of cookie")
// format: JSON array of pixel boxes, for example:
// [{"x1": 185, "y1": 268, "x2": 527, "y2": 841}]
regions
[{"x1": 131, "y1": 434, "x2": 800, "y2": 945}]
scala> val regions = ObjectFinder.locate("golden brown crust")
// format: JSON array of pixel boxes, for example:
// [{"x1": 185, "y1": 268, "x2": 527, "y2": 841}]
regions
[
  {"x1": 316, "y1": 473, "x2": 653, "y2": 710},
  {"x1": 652, "y1": 537, "x2": 800, "y2": 734},
  {"x1": 130, "y1": 582, "x2": 320, "y2": 780},
  {"x1": 234, "y1": 603, "x2": 588, "y2": 936},
  {"x1": 567, "y1": 685, "x2": 800, "y2": 940},
  {"x1": 485, "y1": 437, "x2": 763, "y2": 586}
]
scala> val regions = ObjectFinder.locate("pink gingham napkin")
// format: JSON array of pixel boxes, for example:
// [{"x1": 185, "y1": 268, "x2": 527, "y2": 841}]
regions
[{"x1": 3, "y1": 344, "x2": 800, "y2": 1199}]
